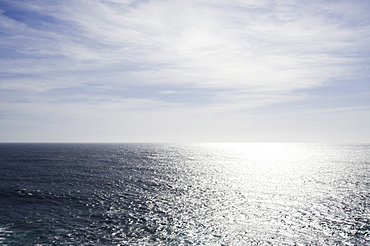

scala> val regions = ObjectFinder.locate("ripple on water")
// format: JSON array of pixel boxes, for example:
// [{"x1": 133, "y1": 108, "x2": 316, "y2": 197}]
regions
[{"x1": 0, "y1": 143, "x2": 369, "y2": 245}]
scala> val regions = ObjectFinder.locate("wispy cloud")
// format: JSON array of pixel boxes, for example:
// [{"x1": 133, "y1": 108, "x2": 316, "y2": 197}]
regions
[{"x1": 1, "y1": 0, "x2": 369, "y2": 142}]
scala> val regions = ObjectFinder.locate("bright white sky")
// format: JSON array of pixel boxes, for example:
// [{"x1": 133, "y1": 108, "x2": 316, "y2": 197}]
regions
[{"x1": 1, "y1": 0, "x2": 369, "y2": 143}]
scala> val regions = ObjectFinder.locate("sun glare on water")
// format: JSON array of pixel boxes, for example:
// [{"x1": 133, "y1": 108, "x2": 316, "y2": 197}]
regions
[{"x1": 1, "y1": 143, "x2": 368, "y2": 245}]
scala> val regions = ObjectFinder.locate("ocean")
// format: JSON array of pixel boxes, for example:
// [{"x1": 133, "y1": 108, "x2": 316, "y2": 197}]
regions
[{"x1": 0, "y1": 143, "x2": 369, "y2": 245}]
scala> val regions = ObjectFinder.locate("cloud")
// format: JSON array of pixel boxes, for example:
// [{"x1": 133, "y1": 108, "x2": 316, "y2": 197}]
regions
[
  {"x1": 1, "y1": 0, "x2": 370, "y2": 142},
  {"x1": 3, "y1": 1, "x2": 368, "y2": 84}
]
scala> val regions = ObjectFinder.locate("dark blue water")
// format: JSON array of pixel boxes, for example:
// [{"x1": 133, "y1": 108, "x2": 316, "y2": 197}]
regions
[{"x1": 0, "y1": 143, "x2": 369, "y2": 245}]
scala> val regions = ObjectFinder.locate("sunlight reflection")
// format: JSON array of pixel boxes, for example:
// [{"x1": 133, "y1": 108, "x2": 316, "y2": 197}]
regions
[{"x1": 181, "y1": 143, "x2": 347, "y2": 244}]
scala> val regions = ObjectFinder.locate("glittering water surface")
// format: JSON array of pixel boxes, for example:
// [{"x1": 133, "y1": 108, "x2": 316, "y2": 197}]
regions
[{"x1": 0, "y1": 143, "x2": 369, "y2": 245}]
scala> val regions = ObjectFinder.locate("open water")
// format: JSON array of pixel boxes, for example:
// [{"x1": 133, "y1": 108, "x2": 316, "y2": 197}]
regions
[{"x1": 0, "y1": 143, "x2": 369, "y2": 245}]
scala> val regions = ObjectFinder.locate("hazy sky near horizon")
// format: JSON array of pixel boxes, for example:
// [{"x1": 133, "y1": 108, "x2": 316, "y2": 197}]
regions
[{"x1": 1, "y1": 0, "x2": 370, "y2": 142}]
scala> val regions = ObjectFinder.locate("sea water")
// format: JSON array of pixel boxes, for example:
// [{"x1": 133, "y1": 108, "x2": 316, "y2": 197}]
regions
[{"x1": 0, "y1": 143, "x2": 369, "y2": 245}]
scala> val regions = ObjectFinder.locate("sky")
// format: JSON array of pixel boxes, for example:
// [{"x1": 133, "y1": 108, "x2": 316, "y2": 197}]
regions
[{"x1": 0, "y1": 0, "x2": 369, "y2": 143}]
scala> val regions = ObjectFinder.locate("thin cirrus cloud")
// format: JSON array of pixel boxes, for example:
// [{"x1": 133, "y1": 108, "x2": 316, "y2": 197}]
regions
[{"x1": 0, "y1": 0, "x2": 369, "y2": 142}]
